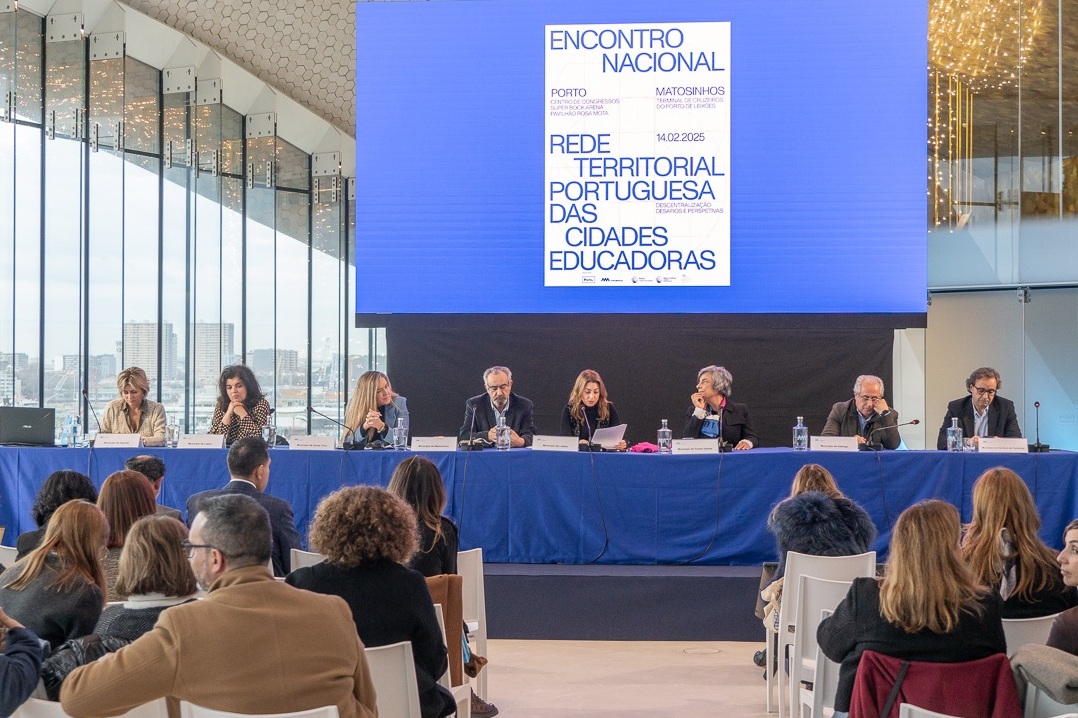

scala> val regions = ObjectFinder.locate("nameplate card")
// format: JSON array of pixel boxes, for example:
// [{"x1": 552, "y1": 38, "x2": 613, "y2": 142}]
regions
[
  {"x1": 810, "y1": 436, "x2": 859, "y2": 452},
  {"x1": 411, "y1": 437, "x2": 458, "y2": 452},
  {"x1": 671, "y1": 439, "x2": 719, "y2": 455},
  {"x1": 177, "y1": 434, "x2": 225, "y2": 449},
  {"x1": 290, "y1": 436, "x2": 337, "y2": 451},
  {"x1": 532, "y1": 435, "x2": 579, "y2": 452},
  {"x1": 978, "y1": 437, "x2": 1028, "y2": 453},
  {"x1": 94, "y1": 433, "x2": 143, "y2": 448}
]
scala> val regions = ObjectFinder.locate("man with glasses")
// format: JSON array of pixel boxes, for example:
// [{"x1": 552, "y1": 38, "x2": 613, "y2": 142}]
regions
[
  {"x1": 822, "y1": 374, "x2": 902, "y2": 449},
  {"x1": 935, "y1": 366, "x2": 1022, "y2": 450},
  {"x1": 458, "y1": 365, "x2": 536, "y2": 447},
  {"x1": 185, "y1": 436, "x2": 301, "y2": 576},
  {"x1": 61, "y1": 494, "x2": 378, "y2": 718}
]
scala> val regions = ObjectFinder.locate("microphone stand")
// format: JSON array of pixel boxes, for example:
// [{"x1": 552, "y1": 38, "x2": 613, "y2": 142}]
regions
[
  {"x1": 864, "y1": 418, "x2": 920, "y2": 451},
  {"x1": 307, "y1": 405, "x2": 358, "y2": 450},
  {"x1": 459, "y1": 403, "x2": 486, "y2": 450},
  {"x1": 580, "y1": 404, "x2": 601, "y2": 452},
  {"x1": 1030, "y1": 401, "x2": 1050, "y2": 453}
]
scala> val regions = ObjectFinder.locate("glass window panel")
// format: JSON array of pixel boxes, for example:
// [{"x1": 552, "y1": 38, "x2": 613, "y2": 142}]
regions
[
  {"x1": 15, "y1": 11, "x2": 43, "y2": 124},
  {"x1": 124, "y1": 57, "x2": 158, "y2": 155},
  {"x1": 123, "y1": 154, "x2": 161, "y2": 389},
  {"x1": 45, "y1": 39, "x2": 84, "y2": 140},
  {"x1": 160, "y1": 92, "x2": 190, "y2": 430},
  {"x1": 274, "y1": 188, "x2": 309, "y2": 441},
  {"x1": 0, "y1": 94, "x2": 12, "y2": 404},
  {"x1": 275, "y1": 138, "x2": 308, "y2": 192},
  {"x1": 14, "y1": 125, "x2": 43, "y2": 407},
  {"x1": 311, "y1": 184, "x2": 343, "y2": 435},
  {"x1": 245, "y1": 134, "x2": 276, "y2": 419}
]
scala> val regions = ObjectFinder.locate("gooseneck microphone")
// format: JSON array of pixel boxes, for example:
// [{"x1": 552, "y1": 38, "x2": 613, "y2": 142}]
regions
[
  {"x1": 865, "y1": 418, "x2": 920, "y2": 450},
  {"x1": 1030, "y1": 401, "x2": 1050, "y2": 453},
  {"x1": 307, "y1": 406, "x2": 358, "y2": 449},
  {"x1": 459, "y1": 403, "x2": 485, "y2": 450},
  {"x1": 81, "y1": 389, "x2": 102, "y2": 432}
]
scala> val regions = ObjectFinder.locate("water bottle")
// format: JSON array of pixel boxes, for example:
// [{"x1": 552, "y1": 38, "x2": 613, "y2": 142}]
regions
[
  {"x1": 58, "y1": 417, "x2": 70, "y2": 448},
  {"x1": 495, "y1": 415, "x2": 511, "y2": 450},
  {"x1": 71, "y1": 415, "x2": 82, "y2": 447},
  {"x1": 392, "y1": 417, "x2": 407, "y2": 450},
  {"x1": 792, "y1": 416, "x2": 809, "y2": 451},
  {"x1": 657, "y1": 419, "x2": 672, "y2": 453},
  {"x1": 946, "y1": 417, "x2": 963, "y2": 452}
]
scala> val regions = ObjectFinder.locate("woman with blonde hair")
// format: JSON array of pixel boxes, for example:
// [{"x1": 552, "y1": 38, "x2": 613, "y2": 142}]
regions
[
  {"x1": 766, "y1": 464, "x2": 875, "y2": 580},
  {"x1": 98, "y1": 367, "x2": 167, "y2": 445},
  {"x1": 286, "y1": 486, "x2": 454, "y2": 718},
  {"x1": 0, "y1": 500, "x2": 109, "y2": 649},
  {"x1": 962, "y1": 466, "x2": 1076, "y2": 618},
  {"x1": 342, "y1": 371, "x2": 408, "y2": 448},
  {"x1": 559, "y1": 369, "x2": 626, "y2": 449},
  {"x1": 97, "y1": 470, "x2": 158, "y2": 601},
  {"x1": 817, "y1": 500, "x2": 1006, "y2": 715}
]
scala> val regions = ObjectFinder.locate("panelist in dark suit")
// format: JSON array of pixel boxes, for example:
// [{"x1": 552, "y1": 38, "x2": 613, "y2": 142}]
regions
[
  {"x1": 185, "y1": 436, "x2": 301, "y2": 576},
  {"x1": 935, "y1": 367, "x2": 1022, "y2": 450},
  {"x1": 458, "y1": 365, "x2": 536, "y2": 447},
  {"x1": 822, "y1": 374, "x2": 901, "y2": 450},
  {"x1": 682, "y1": 365, "x2": 757, "y2": 449}
]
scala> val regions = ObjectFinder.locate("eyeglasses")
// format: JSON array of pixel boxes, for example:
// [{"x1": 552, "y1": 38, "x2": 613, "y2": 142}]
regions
[
  {"x1": 181, "y1": 540, "x2": 216, "y2": 558},
  {"x1": 485, "y1": 383, "x2": 510, "y2": 392},
  {"x1": 972, "y1": 386, "x2": 997, "y2": 396},
  {"x1": 857, "y1": 395, "x2": 882, "y2": 402}
]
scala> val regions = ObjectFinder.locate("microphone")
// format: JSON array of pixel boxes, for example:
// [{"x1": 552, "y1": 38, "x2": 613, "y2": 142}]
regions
[
  {"x1": 1030, "y1": 398, "x2": 1047, "y2": 450},
  {"x1": 81, "y1": 389, "x2": 102, "y2": 433},
  {"x1": 865, "y1": 418, "x2": 919, "y2": 450},
  {"x1": 579, "y1": 404, "x2": 599, "y2": 452},
  {"x1": 307, "y1": 406, "x2": 358, "y2": 450},
  {"x1": 459, "y1": 403, "x2": 486, "y2": 450}
]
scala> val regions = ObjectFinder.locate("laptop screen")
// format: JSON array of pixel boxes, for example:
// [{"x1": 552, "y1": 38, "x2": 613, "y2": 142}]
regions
[{"x1": 0, "y1": 407, "x2": 56, "y2": 446}]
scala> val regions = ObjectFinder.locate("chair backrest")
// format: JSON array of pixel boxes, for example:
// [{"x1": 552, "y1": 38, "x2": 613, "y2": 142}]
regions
[
  {"x1": 425, "y1": 573, "x2": 464, "y2": 686},
  {"x1": 290, "y1": 549, "x2": 326, "y2": 570},
  {"x1": 431, "y1": 603, "x2": 451, "y2": 690},
  {"x1": 1017, "y1": 664, "x2": 1078, "y2": 718},
  {"x1": 364, "y1": 641, "x2": 422, "y2": 718},
  {"x1": 898, "y1": 705, "x2": 962, "y2": 718},
  {"x1": 180, "y1": 704, "x2": 339, "y2": 718},
  {"x1": 0, "y1": 544, "x2": 17, "y2": 568},
  {"x1": 457, "y1": 548, "x2": 487, "y2": 631},
  {"x1": 1002, "y1": 613, "x2": 1060, "y2": 656},
  {"x1": 806, "y1": 609, "x2": 841, "y2": 718},
  {"x1": 779, "y1": 551, "x2": 876, "y2": 638},
  {"x1": 15, "y1": 698, "x2": 170, "y2": 718},
  {"x1": 792, "y1": 576, "x2": 853, "y2": 688}
]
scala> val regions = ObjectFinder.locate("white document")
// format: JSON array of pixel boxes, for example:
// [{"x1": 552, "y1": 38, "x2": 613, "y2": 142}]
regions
[
  {"x1": 977, "y1": 437, "x2": 1028, "y2": 453},
  {"x1": 290, "y1": 436, "x2": 337, "y2": 451},
  {"x1": 809, "y1": 436, "x2": 859, "y2": 452},
  {"x1": 177, "y1": 434, "x2": 225, "y2": 449},
  {"x1": 94, "y1": 433, "x2": 143, "y2": 448},
  {"x1": 532, "y1": 435, "x2": 580, "y2": 452},
  {"x1": 591, "y1": 424, "x2": 627, "y2": 449},
  {"x1": 410, "y1": 437, "x2": 458, "y2": 452},
  {"x1": 671, "y1": 438, "x2": 719, "y2": 455}
]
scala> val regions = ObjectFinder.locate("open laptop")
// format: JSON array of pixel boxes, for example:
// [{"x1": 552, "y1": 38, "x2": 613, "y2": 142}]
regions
[{"x1": 0, "y1": 407, "x2": 56, "y2": 446}]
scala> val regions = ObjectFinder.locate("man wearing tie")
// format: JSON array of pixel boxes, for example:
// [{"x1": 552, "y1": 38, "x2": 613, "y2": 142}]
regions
[
  {"x1": 822, "y1": 374, "x2": 901, "y2": 449},
  {"x1": 935, "y1": 367, "x2": 1022, "y2": 449}
]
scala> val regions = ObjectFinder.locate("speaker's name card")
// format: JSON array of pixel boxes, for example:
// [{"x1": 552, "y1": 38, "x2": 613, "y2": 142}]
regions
[
  {"x1": 411, "y1": 437, "x2": 458, "y2": 452},
  {"x1": 177, "y1": 434, "x2": 225, "y2": 449},
  {"x1": 94, "y1": 433, "x2": 143, "y2": 448},
  {"x1": 291, "y1": 436, "x2": 337, "y2": 451},
  {"x1": 978, "y1": 437, "x2": 1028, "y2": 453},
  {"x1": 671, "y1": 439, "x2": 719, "y2": 455},
  {"x1": 810, "y1": 436, "x2": 859, "y2": 452},
  {"x1": 532, "y1": 435, "x2": 579, "y2": 452}
]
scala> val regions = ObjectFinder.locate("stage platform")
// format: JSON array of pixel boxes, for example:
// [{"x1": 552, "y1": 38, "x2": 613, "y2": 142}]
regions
[{"x1": 485, "y1": 563, "x2": 764, "y2": 641}]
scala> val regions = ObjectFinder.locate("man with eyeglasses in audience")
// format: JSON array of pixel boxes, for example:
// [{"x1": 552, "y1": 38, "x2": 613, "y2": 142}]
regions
[
  {"x1": 458, "y1": 365, "x2": 536, "y2": 447},
  {"x1": 935, "y1": 366, "x2": 1022, "y2": 450},
  {"x1": 60, "y1": 493, "x2": 377, "y2": 718},
  {"x1": 822, "y1": 374, "x2": 902, "y2": 450}
]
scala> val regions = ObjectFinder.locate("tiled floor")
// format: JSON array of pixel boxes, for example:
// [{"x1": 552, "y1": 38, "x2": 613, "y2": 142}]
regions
[{"x1": 482, "y1": 639, "x2": 773, "y2": 718}]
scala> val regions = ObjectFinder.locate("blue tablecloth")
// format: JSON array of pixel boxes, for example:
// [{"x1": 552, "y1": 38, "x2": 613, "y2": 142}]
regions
[{"x1": 1, "y1": 446, "x2": 1075, "y2": 565}]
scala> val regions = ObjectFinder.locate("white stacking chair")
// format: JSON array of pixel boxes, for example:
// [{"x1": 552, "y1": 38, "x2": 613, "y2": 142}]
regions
[
  {"x1": 0, "y1": 544, "x2": 18, "y2": 567},
  {"x1": 364, "y1": 641, "x2": 422, "y2": 718},
  {"x1": 1017, "y1": 665, "x2": 1078, "y2": 718},
  {"x1": 791, "y1": 578, "x2": 853, "y2": 718},
  {"x1": 433, "y1": 603, "x2": 471, "y2": 718},
  {"x1": 458, "y1": 548, "x2": 489, "y2": 700},
  {"x1": 180, "y1": 704, "x2": 338, "y2": 718},
  {"x1": 1002, "y1": 613, "x2": 1060, "y2": 656},
  {"x1": 775, "y1": 551, "x2": 876, "y2": 718},
  {"x1": 799, "y1": 610, "x2": 840, "y2": 718},
  {"x1": 898, "y1": 705, "x2": 963, "y2": 718},
  {"x1": 15, "y1": 697, "x2": 169, "y2": 718},
  {"x1": 290, "y1": 548, "x2": 326, "y2": 570}
]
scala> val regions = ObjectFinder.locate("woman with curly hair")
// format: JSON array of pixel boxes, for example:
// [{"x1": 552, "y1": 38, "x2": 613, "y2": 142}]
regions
[
  {"x1": 209, "y1": 365, "x2": 271, "y2": 443},
  {"x1": 961, "y1": 466, "x2": 1076, "y2": 618},
  {"x1": 97, "y1": 470, "x2": 158, "y2": 600},
  {"x1": 16, "y1": 470, "x2": 98, "y2": 560},
  {"x1": 286, "y1": 486, "x2": 454, "y2": 718},
  {"x1": 388, "y1": 457, "x2": 458, "y2": 577},
  {"x1": 0, "y1": 500, "x2": 109, "y2": 649}
]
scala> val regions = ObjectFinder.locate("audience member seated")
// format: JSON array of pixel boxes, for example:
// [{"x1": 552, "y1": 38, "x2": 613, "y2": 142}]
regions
[
  {"x1": 208, "y1": 364, "x2": 271, "y2": 443},
  {"x1": 96, "y1": 471, "x2": 158, "y2": 601},
  {"x1": 16, "y1": 472, "x2": 98, "y2": 561},
  {"x1": 559, "y1": 369, "x2": 626, "y2": 449},
  {"x1": 388, "y1": 456, "x2": 459, "y2": 577},
  {"x1": 60, "y1": 494, "x2": 377, "y2": 718},
  {"x1": 1047, "y1": 518, "x2": 1078, "y2": 655},
  {"x1": 40, "y1": 515, "x2": 198, "y2": 700},
  {"x1": 683, "y1": 365, "x2": 757, "y2": 449},
  {"x1": 286, "y1": 486, "x2": 456, "y2": 718},
  {"x1": 817, "y1": 500, "x2": 1007, "y2": 716},
  {"x1": 961, "y1": 467, "x2": 1077, "y2": 618},
  {"x1": 124, "y1": 455, "x2": 182, "y2": 520},
  {"x1": 0, "y1": 501, "x2": 108, "y2": 650},
  {"x1": 342, "y1": 370, "x2": 409, "y2": 448},
  {"x1": 767, "y1": 463, "x2": 876, "y2": 581},
  {"x1": 0, "y1": 607, "x2": 49, "y2": 718}
]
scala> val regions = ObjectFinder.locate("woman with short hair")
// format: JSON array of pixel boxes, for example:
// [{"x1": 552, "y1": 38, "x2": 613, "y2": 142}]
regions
[
  {"x1": 683, "y1": 365, "x2": 757, "y2": 449},
  {"x1": 286, "y1": 486, "x2": 454, "y2": 718},
  {"x1": 98, "y1": 367, "x2": 167, "y2": 446}
]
